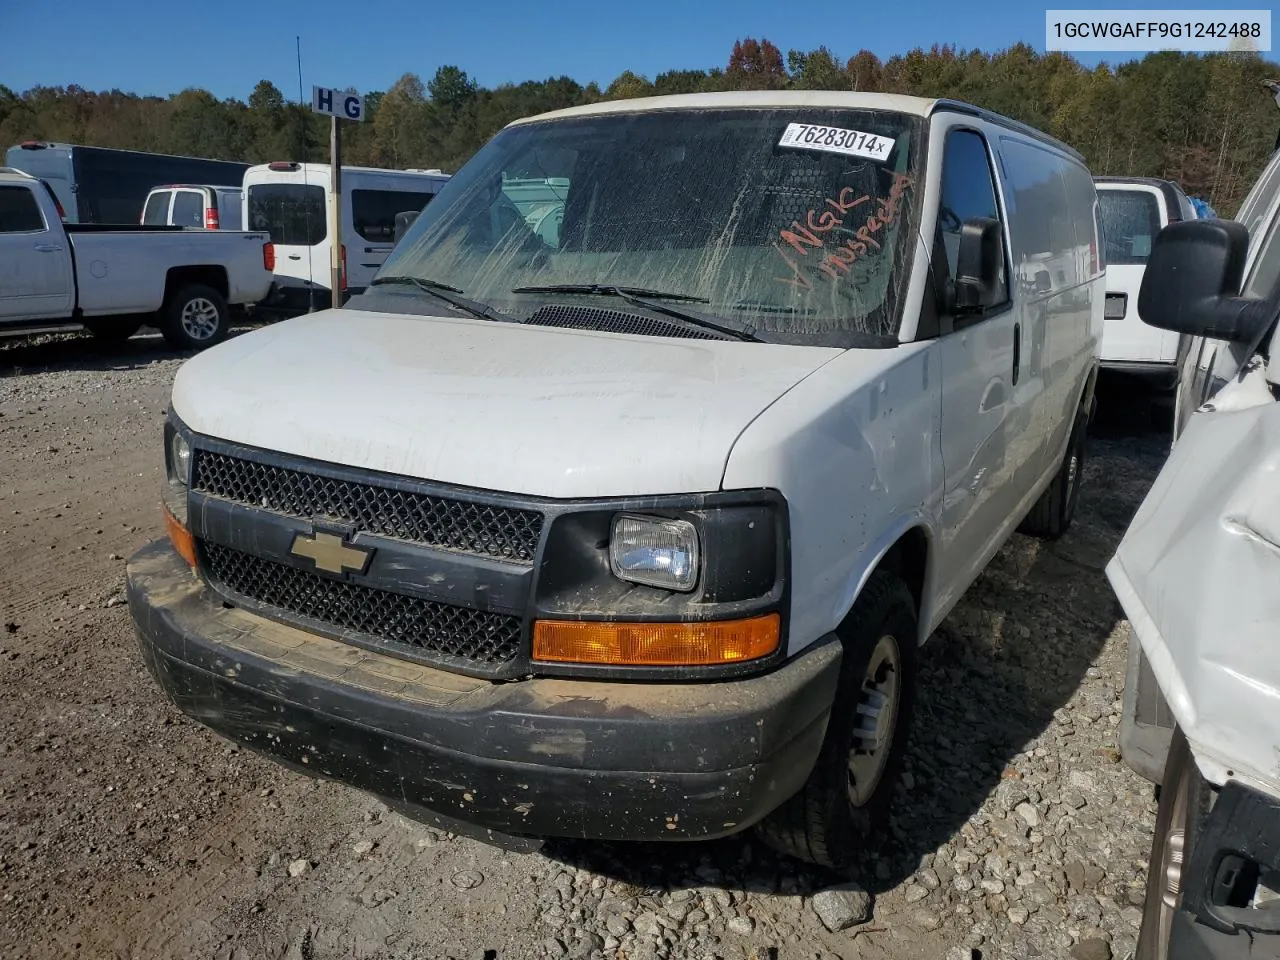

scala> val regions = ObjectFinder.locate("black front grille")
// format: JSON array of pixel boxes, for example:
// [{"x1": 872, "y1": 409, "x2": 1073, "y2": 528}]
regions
[
  {"x1": 192, "y1": 450, "x2": 543, "y2": 563},
  {"x1": 523, "y1": 304, "x2": 727, "y2": 340},
  {"x1": 204, "y1": 542, "x2": 523, "y2": 668}
]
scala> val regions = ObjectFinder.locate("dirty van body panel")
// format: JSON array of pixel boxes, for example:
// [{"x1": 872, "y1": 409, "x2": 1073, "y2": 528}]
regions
[
  {"x1": 127, "y1": 540, "x2": 842, "y2": 840},
  {"x1": 169, "y1": 308, "x2": 845, "y2": 500},
  {"x1": 131, "y1": 92, "x2": 1103, "y2": 851}
]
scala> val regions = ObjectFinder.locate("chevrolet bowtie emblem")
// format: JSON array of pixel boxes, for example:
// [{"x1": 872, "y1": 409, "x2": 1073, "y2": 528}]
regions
[{"x1": 289, "y1": 530, "x2": 373, "y2": 576}]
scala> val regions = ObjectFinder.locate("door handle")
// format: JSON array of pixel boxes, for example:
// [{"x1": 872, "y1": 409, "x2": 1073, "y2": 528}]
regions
[
  {"x1": 1012, "y1": 322, "x2": 1022, "y2": 386},
  {"x1": 33, "y1": 243, "x2": 63, "y2": 253},
  {"x1": 287, "y1": 254, "x2": 302, "y2": 260}
]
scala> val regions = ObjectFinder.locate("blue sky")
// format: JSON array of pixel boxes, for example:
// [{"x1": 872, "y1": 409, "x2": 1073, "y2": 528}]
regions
[{"x1": 0, "y1": 0, "x2": 1232, "y2": 100}]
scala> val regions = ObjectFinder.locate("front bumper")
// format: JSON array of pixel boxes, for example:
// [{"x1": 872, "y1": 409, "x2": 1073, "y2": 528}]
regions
[{"x1": 126, "y1": 539, "x2": 840, "y2": 842}]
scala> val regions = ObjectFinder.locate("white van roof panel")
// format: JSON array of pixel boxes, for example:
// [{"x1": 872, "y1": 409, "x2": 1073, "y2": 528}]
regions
[{"x1": 509, "y1": 91, "x2": 941, "y2": 126}]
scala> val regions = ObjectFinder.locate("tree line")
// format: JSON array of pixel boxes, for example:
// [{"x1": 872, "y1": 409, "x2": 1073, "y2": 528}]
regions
[{"x1": 2, "y1": 40, "x2": 1278, "y2": 214}]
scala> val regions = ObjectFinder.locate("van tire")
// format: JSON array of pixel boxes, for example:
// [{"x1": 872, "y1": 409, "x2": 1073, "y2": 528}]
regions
[
  {"x1": 83, "y1": 319, "x2": 143, "y2": 344},
  {"x1": 1136, "y1": 726, "x2": 1212, "y2": 959},
  {"x1": 162, "y1": 284, "x2": 229, "y2": 350},
  {"x1": 756, "y1": 571, "x2": 918, "y2": 870},
  {"x1": 1019, "y1": 408, "x2": 1087, "y2": 540}
]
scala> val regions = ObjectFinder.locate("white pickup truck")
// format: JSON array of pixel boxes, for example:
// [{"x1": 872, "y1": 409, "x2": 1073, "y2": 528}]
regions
[{"x1": 0, "y1": 167, "x2": 274, "y2": 349}]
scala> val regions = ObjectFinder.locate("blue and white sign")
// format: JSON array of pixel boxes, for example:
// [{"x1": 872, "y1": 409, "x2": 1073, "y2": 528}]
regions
[{"x1": 311, "y1": 86, "x2": 365, "y2": 122}]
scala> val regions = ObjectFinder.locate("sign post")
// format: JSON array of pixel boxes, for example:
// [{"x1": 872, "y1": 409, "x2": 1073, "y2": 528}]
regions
[{"x1": 310, "y1": 85, "x2": 366, "y2": 309}]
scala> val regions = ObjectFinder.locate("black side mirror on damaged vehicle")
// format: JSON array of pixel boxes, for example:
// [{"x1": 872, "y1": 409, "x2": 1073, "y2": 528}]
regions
[
  {"x1": 1138, "y1": 219, "x2": 1272, "y2": 344},
  {"x1": 954, "y1": 217, "x2": 1005, "y2": 314}
]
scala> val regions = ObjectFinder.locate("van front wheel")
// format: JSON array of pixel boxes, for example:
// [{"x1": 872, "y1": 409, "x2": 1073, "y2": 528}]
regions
[
  {"x1": 756, "y1": 570, "x2": 918, "y2": 870},
  {"x1": 162, "y1": 284, "x2": 229, "y2": 351}
]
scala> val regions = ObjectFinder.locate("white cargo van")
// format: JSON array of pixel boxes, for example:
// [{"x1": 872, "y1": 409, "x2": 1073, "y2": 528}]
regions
[
  {"x1": 127, "y1": 92, "x2": 1103, "y2": 868},
  {"x1": 1095, "y1": 176, "x2": 1199, "y2": 388},
  {"x1": 242, "y1": 162, "x2": 450, "y2": 315}
]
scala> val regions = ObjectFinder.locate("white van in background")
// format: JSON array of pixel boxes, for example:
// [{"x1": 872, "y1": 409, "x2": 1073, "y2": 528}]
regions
[
  {"x1": 141, "y1": 184, "x2": 244, "y2": 230},
  {"x1": 1094, "y1": 176, "x2": 1199, "y2": 388},
  {"x1": 243, "y1": 162, "x2": 450, "y2": 315}
]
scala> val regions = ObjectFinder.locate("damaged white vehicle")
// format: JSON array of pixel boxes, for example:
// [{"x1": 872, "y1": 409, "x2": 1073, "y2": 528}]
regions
[{"x1": 1108, "y1": 147, "x2": 1280, "y2": 959}]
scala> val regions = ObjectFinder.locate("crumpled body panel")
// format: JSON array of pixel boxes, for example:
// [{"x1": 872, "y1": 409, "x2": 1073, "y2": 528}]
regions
[{"x1": 1107, "y1": 365, "x2": 1280, "y2": 791}]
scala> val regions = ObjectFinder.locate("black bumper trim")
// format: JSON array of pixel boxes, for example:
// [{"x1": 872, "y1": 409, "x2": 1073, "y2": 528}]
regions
[
  {"x1": 1170, "y1": 779, "x2": 1280, "y2": 959},
  {"x1": 127, "y1": 539, "x2": 840, "y2": 841}
]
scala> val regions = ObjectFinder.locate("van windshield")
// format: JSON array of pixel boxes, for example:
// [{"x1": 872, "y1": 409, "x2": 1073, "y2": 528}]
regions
[
  {"x1": 1098, "y1": 189, "x2": 1161, "y2": 265},
  {"x1": 379, "y1": 108, "x2": 924, "y2": 345}
]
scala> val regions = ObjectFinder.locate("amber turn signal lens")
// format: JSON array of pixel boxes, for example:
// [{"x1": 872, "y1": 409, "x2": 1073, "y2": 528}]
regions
[
  {"x1": 163, "y1": 502, "x2": 197, "y2": 569},
  {"x1": 532, "y1": 614, "x2": 780, "y2": 667}
]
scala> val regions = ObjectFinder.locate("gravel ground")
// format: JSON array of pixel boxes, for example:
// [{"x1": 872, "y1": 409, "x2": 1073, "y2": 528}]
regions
[{"x1": 0, "y1": 330, "x2": 1169, "y2": 960}]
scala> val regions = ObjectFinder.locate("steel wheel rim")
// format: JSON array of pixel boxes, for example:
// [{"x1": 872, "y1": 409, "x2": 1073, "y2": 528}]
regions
[
  {"x1": 180, "y1": 298, "x2": 220, "y2": 341},
  {"x1": 847, "y1": 633, "x2": 902, "y2": 807},
  {"x1": 1153, "y1": 761, "x2": 1192, "y2": 957}
]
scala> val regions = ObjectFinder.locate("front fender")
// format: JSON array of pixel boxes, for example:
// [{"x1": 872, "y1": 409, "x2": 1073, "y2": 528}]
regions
[{"x1": 1107, "y1": 364, "x2": 1280, "y2": 793}]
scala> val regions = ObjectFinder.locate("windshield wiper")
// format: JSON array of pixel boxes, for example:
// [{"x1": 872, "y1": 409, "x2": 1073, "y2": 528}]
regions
[
  {"x1": 511, "y1": 283, "x2": 760, "y2": 342},
  {"x1": 512, "y1": 283, "x2": 710, "y2": 302},
  {"x1": 370, "y1": 276, "x2": 517, "y2": 324}
]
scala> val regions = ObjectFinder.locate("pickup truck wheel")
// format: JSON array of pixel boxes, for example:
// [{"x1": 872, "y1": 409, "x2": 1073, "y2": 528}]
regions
[
  {"x1": 163, "y1": 285, "x2": 229, "y2": 350},
  {"x1": 1018, "y1": 407, "x2": 1088, "y2": 540},
  {"x1": 83, "y1": 319, "x2": 142, "y2": 344},
  {"x1": 756, "y1": 570, "x2": 918, "y2": 870},
  {"x1": 1137, "y1": 726, "x2": 1212, "y2": 960}
]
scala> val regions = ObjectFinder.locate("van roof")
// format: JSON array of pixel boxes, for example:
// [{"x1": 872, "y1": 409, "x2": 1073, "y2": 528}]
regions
[
  {"x1": 0, "y1": 167, "x2": 36, "y2": 182},
  {"x1": 1094, "y1": 176, "x2": 1189, "y2": 215},
  {"x1": 1093, "y1": 175, "x2": 1183, "y2": 191},
  {"x1": 147, "y1": 183, "x2": 242, "y2": 192},
  {"x1": 245, "y1": 162, "x2": 450, "y2": 179},
  {"x1": 506, "y1": 91, "x2": 1084, "y2": 162}
]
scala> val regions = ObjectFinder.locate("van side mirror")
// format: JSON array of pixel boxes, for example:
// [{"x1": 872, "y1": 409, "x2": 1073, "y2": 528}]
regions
[
  {"x1": 1137, "y1": 219, "x2": 1271, "y2": 344},
  {"x1": 954, "y1": 217, "x2": 1005, "y2": 313}
]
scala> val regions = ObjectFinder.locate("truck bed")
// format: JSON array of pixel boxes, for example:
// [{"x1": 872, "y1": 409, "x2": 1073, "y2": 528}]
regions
[{"x1": 63, "y1": 223, "x2": 184, "y2": 234}]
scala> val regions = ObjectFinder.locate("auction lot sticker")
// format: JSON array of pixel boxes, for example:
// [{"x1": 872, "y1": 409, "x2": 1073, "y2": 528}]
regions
[{"x1": 777, "y1": 123, "x2": 894, "y2": 161}]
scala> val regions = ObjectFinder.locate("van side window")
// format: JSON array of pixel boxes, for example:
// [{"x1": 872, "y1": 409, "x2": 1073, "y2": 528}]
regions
[
  {"x1": 171, "y1": 191, "x2": 203, "y2": 228},
  {"x1": 142, "y1": 192, "x2": 170, "y2": 226},
  {"x1": 0, "y1": 186, "x2": 45, "y2": 232},
  {"x1": 352, "y1": 189, "x2": 439, "y2": 242},
  {"x1": 936, "y1": 129, "x2": 1008, "y2": 304},
  {"x1": 1243, "y1": 201, "x2": 1280, "y2": 299}
]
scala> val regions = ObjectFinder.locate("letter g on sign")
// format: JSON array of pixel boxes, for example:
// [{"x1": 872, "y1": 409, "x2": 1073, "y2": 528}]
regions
[{"x1": 343, "y1": 96, "x2": 362, "y2": 121}]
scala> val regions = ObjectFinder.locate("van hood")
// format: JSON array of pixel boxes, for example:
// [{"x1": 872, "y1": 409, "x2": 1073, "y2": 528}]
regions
[{"x1": 171, "y1": 308, "x2": 843, "y2": 499}]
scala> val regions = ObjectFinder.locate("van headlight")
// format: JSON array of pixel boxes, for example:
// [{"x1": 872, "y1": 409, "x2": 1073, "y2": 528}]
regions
[
  {"x1": 169, "y1": 431, "x2": 192, "y2": 486},
  {"x1": 609, "y1": 514, "x2": 700, "y2": 592},
  {"x1": 163, "y1": 416, "x2": 193, "y2": 527}
]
